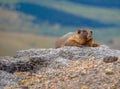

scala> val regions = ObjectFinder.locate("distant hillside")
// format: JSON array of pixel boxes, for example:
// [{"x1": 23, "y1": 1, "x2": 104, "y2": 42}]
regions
[
  {"x1": 0, "y1": 31, "x2": 57, "y2": 56},
  {"x1": 0, "y1": 0, "x2": 120, "y2": 56},
  {"x1": 0, "y1": 0, "x2": 120, "y2": 36},
  {"x1": 0, "y1": 0, "x2": 120, "y2": 29},
  {"x1": 69, "y1": 0, "x2": 120, "y2": 8},
  {"x1": 15, "y1": 2, "x2": 113, "y2": 28}
]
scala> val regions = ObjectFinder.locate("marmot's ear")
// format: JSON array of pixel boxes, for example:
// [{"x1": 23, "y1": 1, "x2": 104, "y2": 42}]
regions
[{"x1": 76, "y1": 29, "x2": 81, "y2": 34}]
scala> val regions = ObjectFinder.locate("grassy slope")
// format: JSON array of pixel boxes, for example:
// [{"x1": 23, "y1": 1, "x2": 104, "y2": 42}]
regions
[
  {"x1": 0, "y1": 31, "x2": 57, "y2": 56},
  {"x1": 0, "y1": 7, "x2": 40, "y2": 33}
]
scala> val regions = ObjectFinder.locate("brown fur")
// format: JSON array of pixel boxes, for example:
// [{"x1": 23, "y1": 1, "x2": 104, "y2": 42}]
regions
[
  {"x1": 55, "y1": 29, "x2": 100, "y2": 48},
  {"x1": 55, "y1": 32, "x2": 74, "y2": 48}
]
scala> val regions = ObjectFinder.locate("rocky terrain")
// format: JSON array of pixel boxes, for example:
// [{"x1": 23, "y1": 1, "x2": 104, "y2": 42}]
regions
[{"x1": 0, "y1": 45, "x2": 120, "y2": 89}]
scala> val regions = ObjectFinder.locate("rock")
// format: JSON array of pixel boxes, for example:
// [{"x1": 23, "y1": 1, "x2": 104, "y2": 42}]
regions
[
  {"x1": 105, "y1": 69, "x2": 114, "y2": 75},
  {"x1": 0, "y1": 45, "x2": 120, "y2": 73},
  {"x1": 0, "y1": 70, "x2": 21, "y2": 89},
  {"x1": 0, "y1": 57, "x2": 34, "y2": 73},
  {"x1": 103, "y1": 56, "x2": 118, "y2": 63},
  {"x1": 16, "y1": 45, "x2": 120, "y2": 60},
  {"x1": 0, "y1": 45, "x2": 120, "y2": 88},
  {"x1": 81, "y1": 84, "x2": 89, "y2": 89}
]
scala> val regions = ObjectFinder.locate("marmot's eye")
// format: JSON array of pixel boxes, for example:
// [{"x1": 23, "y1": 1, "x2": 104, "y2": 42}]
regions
[
  {"x1": 78, "y1": 31, "x2": 80, "y2": 34},
  {"x1": 90, "y1": 30, "x2": 93, "y2": 34},
  {"x1": 77, "y1": 30, "x2": 81, "y2": 34}
]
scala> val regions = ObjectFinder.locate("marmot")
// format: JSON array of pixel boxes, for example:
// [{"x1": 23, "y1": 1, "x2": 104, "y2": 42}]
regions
[{"x1": 55, "y1": 29, "x2": 100, "y2": 48}]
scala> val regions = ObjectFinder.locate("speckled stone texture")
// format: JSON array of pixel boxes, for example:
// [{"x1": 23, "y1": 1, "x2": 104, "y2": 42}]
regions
[{"x1": 0, "y1": 45, "x2": 120, "y2": 88}]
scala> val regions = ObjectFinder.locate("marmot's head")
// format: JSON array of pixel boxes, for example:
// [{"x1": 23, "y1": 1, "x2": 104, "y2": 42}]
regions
[{"x1": 75, "y1": 29, "x2": 93, "y2": 41}]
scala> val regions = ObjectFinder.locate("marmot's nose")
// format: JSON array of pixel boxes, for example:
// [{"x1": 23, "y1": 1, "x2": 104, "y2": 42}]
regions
[
  {"x1": 82, "y1": 30, "x2": 86, "y2": 33},
  {"x1": 87, "y1": 35, "x2": 92, "y2": 39}
]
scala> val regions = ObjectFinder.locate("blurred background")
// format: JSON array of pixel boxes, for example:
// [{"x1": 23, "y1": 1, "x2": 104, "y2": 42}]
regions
[{"x1": 0, "y1": 0, "x2": 120, "y2": 56}]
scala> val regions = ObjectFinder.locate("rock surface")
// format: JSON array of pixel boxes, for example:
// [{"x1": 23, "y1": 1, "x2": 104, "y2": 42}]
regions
[{"x1": 0, "y1": 45, "x2": 120, "y2": 88}]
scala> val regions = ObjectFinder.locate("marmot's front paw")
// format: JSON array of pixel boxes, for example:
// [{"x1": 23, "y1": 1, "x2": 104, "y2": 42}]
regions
[{"x1": 92, "y1": 42, "x2": 100, "y2": 47}]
